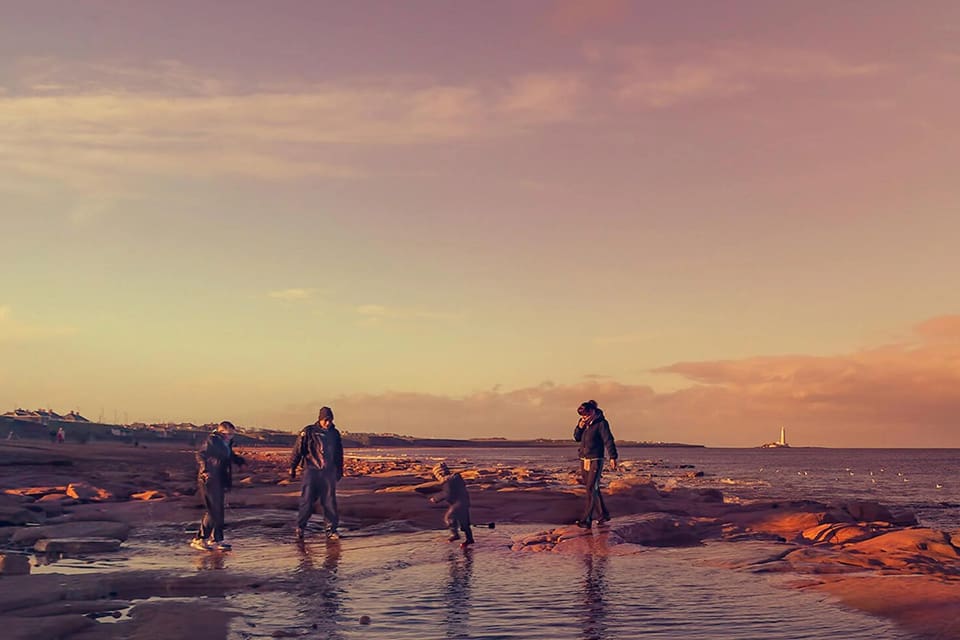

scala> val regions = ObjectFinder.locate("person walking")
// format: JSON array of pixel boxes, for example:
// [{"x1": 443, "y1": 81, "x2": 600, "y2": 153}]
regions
[
  {"x1": 291, "y1": 406, "x2": 344, "y2": 540},
  {"x1": 573, "y1": 400, "x2": 618, "y2": 528},
  {"x1": 192, "y1": 421, "x2": 245, "y2": 551}
]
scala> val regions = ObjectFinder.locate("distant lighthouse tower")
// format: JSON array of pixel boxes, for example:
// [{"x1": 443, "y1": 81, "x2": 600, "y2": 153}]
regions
[{"x1": 778, "y1": 426, "x2": 787, "y2": 446}]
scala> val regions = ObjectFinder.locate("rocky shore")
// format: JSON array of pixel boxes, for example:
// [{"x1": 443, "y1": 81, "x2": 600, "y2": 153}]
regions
[{"x1": 1, "y1": 440, "x2": 958, "y2": 639}]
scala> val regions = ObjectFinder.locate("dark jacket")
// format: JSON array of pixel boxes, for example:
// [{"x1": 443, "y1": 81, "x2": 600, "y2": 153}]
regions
[
  {"x1": 435, "y1": 472, "x2": 470, "y2": 507},
  {"x1": 573, "y1": 411, "x2": 618, "y2": 461},
  {"x1": 291, "y1": 423, "x2": 344, "y2": 478},
  {"x1": 196, "y1": 433, "x2": 245, "y2": 489}
]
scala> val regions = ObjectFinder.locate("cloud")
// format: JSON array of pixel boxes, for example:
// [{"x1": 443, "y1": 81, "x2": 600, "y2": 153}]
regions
[
  {"x1": 0, "y1": 58, "x2": 594, "y2": 220},
  {"x1": 584, "y1": 43, "x2": 889, "y2": 107},
  {"x1": 0, "y1": 306, "x2": 78, "y2": 343},
  {"x1": 267, "y1": 288, "x2": 317, "y2": 301},
  {"x1": 652, "y1": 315, "x2": 960, "y2": 446},
  {"x1": 0, "y1": 46, "x2": 891, "y2": 218},
  {"x1": 252, "y1": 315, "x2": 960, "y2": 447},
  {"x1": 545, "y1": 0, "x2": 630, "y2": 36}
]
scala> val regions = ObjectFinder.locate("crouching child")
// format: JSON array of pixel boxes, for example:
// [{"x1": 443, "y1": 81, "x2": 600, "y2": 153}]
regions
[{"x1": 430, "y1": 462, "x2": 474, "y2": 547}]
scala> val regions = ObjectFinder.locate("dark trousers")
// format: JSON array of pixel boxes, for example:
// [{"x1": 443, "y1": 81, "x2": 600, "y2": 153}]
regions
[
  {"x1": 298, "y1": 467, "x2": 339, "y2": 531},
  {"x1": 581, "y1": 460, "x2": 610, "y2": 523},
  {"x1": 198, "y1": 480, "x2": 226, "y2": 541},
  {"x1": 445, "y1": 503, "x2": 473, "y2": 542}
]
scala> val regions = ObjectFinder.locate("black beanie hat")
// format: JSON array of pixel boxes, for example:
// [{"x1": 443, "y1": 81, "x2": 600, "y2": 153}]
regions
[
  {"x1": 318, "y1": 406, "x2": 334, "y2": 422},
  {"x1": 577, "y1": 400, "x2": 598, "y2": 416}
]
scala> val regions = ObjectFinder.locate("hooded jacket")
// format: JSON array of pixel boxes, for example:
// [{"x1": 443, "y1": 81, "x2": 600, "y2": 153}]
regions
[
  {"x1": 435, "y1": 472, "x2": 471, "y2": 508},
  {"x1": 573, "y1": 410, "x2": 618, "y2": 461},
  {"x1": 196, "y1": 432, "x2": 245, "y2": 489},
  {"x1": 291, "y1": 423, "x2": 344, "y2": 478}
]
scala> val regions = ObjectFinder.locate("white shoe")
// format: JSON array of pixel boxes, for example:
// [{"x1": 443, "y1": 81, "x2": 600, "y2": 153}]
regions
[
  {"x1": 211, "y1": 540, "x2": 232, "y2": 551},
  {"x1": 190, "y1": 538, "x2": 213, "y2": 551}
]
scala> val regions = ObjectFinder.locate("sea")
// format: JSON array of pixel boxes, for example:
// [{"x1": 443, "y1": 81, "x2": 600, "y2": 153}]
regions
[
  {"x1": 30, "y1": 446, "x2": 959, "y2": 639},
  {"x1": 349, "y1": 446, "x2": 960, "y2": 531}
]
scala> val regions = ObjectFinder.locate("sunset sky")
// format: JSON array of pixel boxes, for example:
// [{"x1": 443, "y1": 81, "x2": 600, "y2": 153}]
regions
[{"x1": 2, "y1": 1, "x2": 959, "y2": 447}]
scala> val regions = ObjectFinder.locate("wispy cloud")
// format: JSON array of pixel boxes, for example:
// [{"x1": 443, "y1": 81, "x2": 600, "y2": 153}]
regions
[
  {"x1": 0, "y1": 58, "x2": 591, "y2": 219},
  {"x1": 585, "y1": 43, "x2": 889, "y2": 107},
  {"x1": 267, "y1": 288, "x2": 317, "y2": 301},
  {"x1": 545, "y1": 0, "x2": 630, "y2": 36},
  {"x1": 0, "y1": 45, "x2": 893, "y2": 219}
]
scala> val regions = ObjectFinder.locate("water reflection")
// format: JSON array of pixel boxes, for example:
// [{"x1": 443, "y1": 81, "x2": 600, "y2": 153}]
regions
[
  {"x1": 580, "y1": 544, "x2": 608, "y2": 640},
  {"x1": 443, "y1": 548, "x2": 473, "y2": 639},
  {"x1": 295, "y1": 538, "x2": 343, "y2": 639},
  {"x1": 194, "y1": 551, "x2": 226, "y2": 571}
]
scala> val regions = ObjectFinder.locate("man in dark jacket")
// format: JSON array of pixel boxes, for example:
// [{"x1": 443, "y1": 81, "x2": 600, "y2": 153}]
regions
[
  {"x1": 429, "y1": 462, "x2": 474, "y2": 547},
  {"x1": 291, "y1": 406, "x2": 344, "y2": 540},
  {"x1": 573, "y1": 400, "x2": 618, "y2": 528},
  {"x1": 193, "y1": 421, "x2": 245, "y2": 551}
]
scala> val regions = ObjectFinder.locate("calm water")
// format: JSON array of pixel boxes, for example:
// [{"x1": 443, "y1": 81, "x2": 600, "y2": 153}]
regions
[
  {"x1": 22, "y1": 447, "x2": 957, "y2": 639},
  {"x1": 35, "y1": 522, "x2": 911, "y2": 640},
  {"x1": 349, "y1": 447, "x2": 960, "y2": 530}
]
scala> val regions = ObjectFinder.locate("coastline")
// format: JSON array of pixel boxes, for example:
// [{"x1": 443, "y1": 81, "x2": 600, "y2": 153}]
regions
[{"x1": 1, "y1": 440, "x2": 958, "y2": 639}]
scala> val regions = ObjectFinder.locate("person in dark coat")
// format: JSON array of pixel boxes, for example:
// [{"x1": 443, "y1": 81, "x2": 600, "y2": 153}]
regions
[
  {"x1": 430, "y1": 462, "x2": 474, "y2": 547},
  {"x1": 192, "y1": 421, "x2": 245, "y2": 550},
  {"x1": 291, "y1": 406, "x2": 344, "y2": 540},
  {"x1": 573, "y1": 400, "x2": 618, "y2": 528}
]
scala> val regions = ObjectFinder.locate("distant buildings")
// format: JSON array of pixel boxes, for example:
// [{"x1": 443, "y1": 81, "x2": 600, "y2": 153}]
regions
[{"x1": 2, "y1": 408, "x2": 90, "y2": 423}]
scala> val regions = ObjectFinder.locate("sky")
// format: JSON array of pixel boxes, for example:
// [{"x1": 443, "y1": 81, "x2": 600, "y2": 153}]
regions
[{"x1": 1, "y1": 1, "x2": 959, "y2": 447}]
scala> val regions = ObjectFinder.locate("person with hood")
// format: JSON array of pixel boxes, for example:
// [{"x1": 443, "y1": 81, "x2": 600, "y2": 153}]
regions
[
  {"x1": 192, "y1": 421, "x2": 246, "y2": 551},
  {"x1": 430, "y1": 461, "x2": 474, "y2": 547},
  {"x1": 573, "y1": 400, "x2": 618, "y2": 528},
  {"x1": 291, "y1": 406, "x2": 344, "y2": 540}
]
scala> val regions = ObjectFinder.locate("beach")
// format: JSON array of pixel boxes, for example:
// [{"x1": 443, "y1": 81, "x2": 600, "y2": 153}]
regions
[{"x1": 1, "y1": 440, "x2": 958, "y2": 639}]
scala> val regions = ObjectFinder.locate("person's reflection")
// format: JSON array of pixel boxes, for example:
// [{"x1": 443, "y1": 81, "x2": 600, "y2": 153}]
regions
[
  {"x1": 443, "y1": 548, "x2": 473, "y2": 639},
  {"x1": 295, "y1": 538, "x2": 343, "y2": 638},
  {"x1": 580, "y1": 546, "x2": 609, "y2": 640},
  {"x1": 195, "y1": 550, "x2": 227, "y2": 571}
]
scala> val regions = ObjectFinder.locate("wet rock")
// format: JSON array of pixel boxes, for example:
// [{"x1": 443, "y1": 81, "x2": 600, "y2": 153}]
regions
[
  {"x1": 848, "y1": 528, "x2": 960, "y2": 563},
  {"x1": 801, "y1": 523, "x2": 878, "y2": 545},
  {"x1": 131, "y1": 490, "x2": 166, "y2": 501},
  {"x1": 32, "y1": 501, "x2": 63, "y2": 518},
  {"x1": 66, "y1": 482, "x2": 113, "y2": 502},
  {"x1": 11, "y1": 599, "x2": 130, "y2": 617},
  {"x1": 0, "y1": 505, "x2": 44, "y2": 526},
  {"x1": 36, "y1": 493, "x2": 74, "y2": 504},
  {"x1": 607, "y1": 476, "x2": 661, "y2": 498},
  {"x1": 842, "y1": 501, "x2": 893, "y2": 523},
  {"x1": 0, "y1": 553, "x2": 31, "y2": 575},
  {"x1": 359, "y1": 615, "x2": 372, "y2": 625},
  {"x1": 612, "y1": 513, "x2": 706, "y2": 547},
  {"x1": 0, "y1": 614, "x2": 93, "y2": 640},
  {"x1": 34, "y1": 537, "x2": 123, "y2": 554},
  {"x1": 10, "y1": 520, "x2": 131, "y2": 546},
  {"x1": 889, "y1": 507, "x2": 919, "y2": 527},
  {"x1": 3, "y1": 486, "x2": 66, "y2": 498}
]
